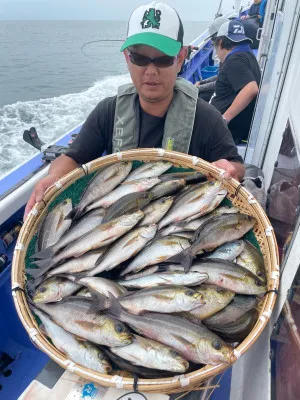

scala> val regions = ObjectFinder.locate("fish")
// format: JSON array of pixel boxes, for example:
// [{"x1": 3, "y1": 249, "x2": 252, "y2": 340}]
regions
[
  {"x1": 110, "y1": 334, "x2": 189, "y2": 373},
  {"x1": 158, "y1": 181, "x2": 227, "y2": 229},
  {"x1": 118, "y1": 270, "x2": 208, "y2": 289},
  {"x1": 170, "y1": 232, "x2": 195, "y2": 240},
  {"x1": 180, "y1": 285, "x2": 235, "y2": 322},
  {"x1": 120, "y1": 236, "x2": 191, "y2": 276},
  {"x1": 104, "y1": 294, "x2": 234, "y2": 365},
  {"x1": 140, "y1": 196, "x2": 174, "y2": 225},
  {"x1": 123, "y1": 266, "x2": 160, "y2": 281},
  {"x1": 236, "y1": 240, "x2": 266, "y2": 281},
  {"x1": 159, "y1": 171, "x2": 207, "y2": 184},
  {"x1": 30, "y1": 211, "x2": 144, "y2": 266},
  {"x1": 87, "y1": 225, "x2": 157, "y2": 276},
  {"x1": 167, "y1": 214, "x2": 256, "y2": 272},
  {"x1": 67, "y1": 276, "x2": 128, "y2": 298},
  {"x1": 102, "y1": 192, "x2": 153, "y2": 223},
  {"x1": 68, "y1": 162, "x2": 132, "y2": 220},
  {"x1": 102, "y1": 348, "x2": 175, "y2": 378},
  {"x1": 124, "y1": 161, "x2": 172, "y2": 182},
  {"x1": 203, "y1": 240, "x2": 245, "y2": 261},
  {"x1": 97, "y1": 286, "x2": 205, "y2": 315},
  {"x1": 85, "y1": 178, "x2": 161, "y2": 212},
  {"x1": 32, "y1": 307, "x2": 112, "y2": 373},
  {"x1": 37, "y1": 199, "x2": 72, "y2": 251},
  {"x1": 183, "y1": 205, "x2": 240, "y2": 224},
  {"x1": 75, "y1": 287, "x2": 91, "y2": 297},
  {"x1": 33, "y1": 277, "x2": 82, "y2": 303},
  {"x1": 170, "y1": 259, "x2": 266, "y2": 295},
  {"x1": 46, "y1": 249, "x2": 106, "y2": 277},
  {"x1": 150, "y1": 179, "x2": 186, "y2": 200},
  {"x1": 203, "y1": 295, "x2": 258, "y2": 327},
  {"x1": 209, "y1": 309, "x2": 258, "y2": 342},
  {"x1": 35, "y1": 297, "x2": 132, "y2": 347}
]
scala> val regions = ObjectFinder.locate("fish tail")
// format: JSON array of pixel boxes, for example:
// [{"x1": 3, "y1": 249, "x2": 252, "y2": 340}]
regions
[
  {"x1": 30, "y1": 246, "x2": 55, "y2": 260},
  {"x1": 166, "y1": 249, "x2": 194, "y2": 273},
  {"x1": 26, "y1": 259, "x2": 54, "y2": 278}
]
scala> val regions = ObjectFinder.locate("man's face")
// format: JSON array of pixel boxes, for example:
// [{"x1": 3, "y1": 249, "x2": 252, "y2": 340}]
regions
[
  {"x1": 124, "y1": 45, "x2": 185, "y2": 105},
  {"x1": 214, "y1": 40, "x2": 227, "y2": 63}
]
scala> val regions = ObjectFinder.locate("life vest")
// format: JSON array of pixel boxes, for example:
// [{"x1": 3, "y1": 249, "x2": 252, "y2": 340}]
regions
[{"x1": 112, "y1": 77, "x2": 198, "y2": 153}]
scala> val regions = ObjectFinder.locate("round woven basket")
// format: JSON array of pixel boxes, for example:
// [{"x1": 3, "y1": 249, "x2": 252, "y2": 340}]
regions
[{"x1": 11, "y1": 149, "x2": 279, "y2": 394}]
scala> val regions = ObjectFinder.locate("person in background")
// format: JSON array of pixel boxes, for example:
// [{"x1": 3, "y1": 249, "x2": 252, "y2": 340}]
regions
[
  {"x1": 241, "y1": 0, "x2": 262, "y2": 21},
  {"x1": 241, "y1": 0, "x2": 262, "y2": 49},
  {"x1": 209, "y1": 20, "x2": 261, "y2": 144},
  {"x1": 24, "y1": 2, "x2": 245, "y2": 219}
]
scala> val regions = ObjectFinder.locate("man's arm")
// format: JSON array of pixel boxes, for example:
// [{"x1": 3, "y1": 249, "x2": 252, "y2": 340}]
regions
[
  {"x1": 24, "y1": 155, "x2": 78, "y2": 220},
  {"x1": 223, "y1": 81, "x2": 259, "y2": 123}
]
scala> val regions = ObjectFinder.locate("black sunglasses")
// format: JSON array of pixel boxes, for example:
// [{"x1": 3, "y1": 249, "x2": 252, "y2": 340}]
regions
[{"x1": 128, "y1": 52, "x2": 178, "y2": 68}]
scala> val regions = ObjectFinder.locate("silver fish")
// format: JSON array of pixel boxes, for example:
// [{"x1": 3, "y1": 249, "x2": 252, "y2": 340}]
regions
[
  {"x1": 47, "y1": 250, "x2": 106, "y2": 277},
  {"x1": 150, "y1": 179, "x2": 186, "y2": 200},
  {"x1": 159, "y1": 171, "x2": 206, "y2": 184},
  {"x1": 68, "y1": 276, "x2": 127, "y2": 298},
  {"x1": 158, "y1": 181, "x2": 226, "y2": 229},
  {"x1": 36, "y1": 297, "x2": 132, "y2": 347},
  {"x1": 86, "y1": 177, "x2": 160, "y2": 212},
  {"x1": 204, "y1": 295, "x2": 258, "y2": 326},
  {"x1": 37, "y1": 199, "x2": 72, "y2": 251},
  {"x1": 123, "y1": 266, "x2": 159, "y2": 281},
  {"x1": 118, "y1": 270, "x2": 208, "y2": 289},
  {"x1": 87, "y1": 225, "x2": 157, "y2": 276},
  {"x1": 32, "y1": 307, "x2": 112, "y2": 373},
  {"x1": 140, "y1": 196, "x2": 174, "y2": 225},
  {"x1": 236, "y1": 240, "x2": 266, "y2": 281},
  {"x1": 33, "y1": 277, "x2": 82, "y2": 303},
  {"x1": 168, "y1": 214, "x2": 256, "y2": 272},
  {"x1": 111, "y1": 285, "x2": 205, "y2": 314},
  {"x1": 124, "y1": 161, "x2": 172, "y2": 182},
  {"x1": 203, "y1": 240, "x2": 245, "y2": 261},
  {"x1": 181, "y1": 285, "x2": 235, "y2": 321},
  {"x1": 120, "y1": 236, "x2": 190, "y2": 276},
  {"x1": 70, "y1": 162, "x2": 132, "y2": 220},
  {"x1": 106, "y1": 297, "x2": 234, "y2": 365},
  {"x1": 32, "y1": 211, "x2": 144, "y2": 267},
  {"x1": 102, "y1": 192, "x2": 153, "y2": 223},
  {"x1": 110, "y1": 334, "x2": 189, "y2": 372}
]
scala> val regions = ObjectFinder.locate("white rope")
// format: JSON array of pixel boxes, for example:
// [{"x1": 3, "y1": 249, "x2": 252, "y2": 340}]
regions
[
  {"x1": 179, "y1": 375, "x2": 190, "y2": 387},
  {"x1": 262, "y1": 310, "x2": 272, "y2": 318},
  {"x1": 28, "y1": 208, "x2": 39, "y2": 216},
  {"x1": 116, "y1": 152, "x2": 123, "y2": 160},
  {"x1": 218, "y1": 169, "x2": 226, "y2": 178},
  {"x1": 54, "y1": 181, "x2": 63, "y2": 189},
  {"x1": 12, "y1": 282, "x2": 21, "y2": 291},
  {"x1": 248, "y1": 194, "x2": 257, "y2": 204},
  {"x1": 259, "y1": 315, "x2": 267, "y2": 324},
  {"x1": 81, "y1": 163, "x2": 89, "y2": 175},
  {"x1": 157, "y1": 148, "x2": 165, "y2": 157},
  {"x1": 14, "y1": 243, "x2": 24, "y2": 251},
  {"x1": 265, "y1": 226, "x2": 274, "y2": 236},
  {"x1": 66, "y1": 361, "x2": 76, "y2": 372},
  {"x1": 28, "y1": 328, "x2": 38, "y2": 342},
  {"x1": 271, "y1": 271, "x2": 279, "y2": 280},
  {"x1": 111, "y1": 375, "x2": 124, "y2": 389},
  {"x1": 233, "y1": 349, "x2": 242, "y2": 359},
  {"x1": 192, "y1": 156, "x2": 199, "y2": 165}
]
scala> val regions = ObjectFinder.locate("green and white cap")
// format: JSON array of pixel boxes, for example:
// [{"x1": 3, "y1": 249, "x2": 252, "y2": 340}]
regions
[{"x1": 120, "y1": 2, "x2": 184, "y2": 56}]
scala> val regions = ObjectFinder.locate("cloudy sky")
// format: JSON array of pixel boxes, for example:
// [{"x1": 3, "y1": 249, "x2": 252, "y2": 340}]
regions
[{"x1": 0, "y1": 0, "x2": 248, "y2": 21}]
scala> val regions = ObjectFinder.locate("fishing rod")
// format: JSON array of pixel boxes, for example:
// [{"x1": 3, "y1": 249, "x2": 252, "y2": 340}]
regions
[{"x1": 81, "y1": 39, "x2": 124, "y2": 60}]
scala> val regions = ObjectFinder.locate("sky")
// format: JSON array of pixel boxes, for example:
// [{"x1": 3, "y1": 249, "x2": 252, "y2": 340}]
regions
[{"x1": 0, "y1": 0, "x2": 248, "y2": 21}]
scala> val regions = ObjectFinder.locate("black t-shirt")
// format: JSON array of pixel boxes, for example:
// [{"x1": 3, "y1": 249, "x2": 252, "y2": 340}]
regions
[
  {"x1": 210, "y1": 52, "x2": 261, "y2": 143},
  {"x1": 66, "y1": 95, "x2": 243, "y2": 165}
]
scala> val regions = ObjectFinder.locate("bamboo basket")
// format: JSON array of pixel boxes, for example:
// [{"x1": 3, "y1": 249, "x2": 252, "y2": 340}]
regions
[{"x1": 11, "y1": 149, "x2": 279, "y2": 394}]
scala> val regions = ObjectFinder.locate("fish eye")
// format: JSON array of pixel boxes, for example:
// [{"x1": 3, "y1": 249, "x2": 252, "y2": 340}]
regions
[
  {"x1": 257, "y1": 271, "x2": 263, "y2": 277},
  {"x1": 185, "y1": 289, "x2": 195, "y2": 297},
  {"x1": 170, "y1": 349, "x2": 180, "y2": 357},
  {"x1": 98, "y1": 353, "x2": 106, "y2": 360},
  {"x1": 38, "y1": 287, "x2": 47, "y2": 293},
  {"x1": 256, "y1": 279, "x2": 263, "y2": 286},
  {"x1": 115, "y1": 323, "x2": 125, "y2": 333},
  {"x1": 217, "y1": 288, "x2": 225, "y2": 294},
  {"x1": 212, "y1": 340, "x2": 222, "y2": 350}
]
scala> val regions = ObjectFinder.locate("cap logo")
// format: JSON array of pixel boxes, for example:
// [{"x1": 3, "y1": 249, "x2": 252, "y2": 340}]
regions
[
  {"x1": 232, "y1": 24, "x2": 245, "y2": 34},
  {"x1": 141, "y1": 8, "x2": 161, "y2": 29}
]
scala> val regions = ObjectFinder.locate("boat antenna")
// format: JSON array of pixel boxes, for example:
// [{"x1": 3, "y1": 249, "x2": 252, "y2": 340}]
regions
[
  {"x1": 215, "y1": 0, "x2": 224, "y2": 18},
  {"x1": 81, "y1": 39, "x2": 124, "y2": 60}
]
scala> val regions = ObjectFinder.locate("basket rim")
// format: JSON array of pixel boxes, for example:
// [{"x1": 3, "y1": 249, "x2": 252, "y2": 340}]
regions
[{"x1": 11, "y1": 148, "x2": 279, "y2": 393}]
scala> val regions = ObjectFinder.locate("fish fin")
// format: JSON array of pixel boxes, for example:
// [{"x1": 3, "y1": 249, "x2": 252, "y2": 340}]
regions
[
  {"x1": 74, "y1": 334, "x2": 87, "y2": 341},
  {"x1": 166, "y1": 250, "x2": 193, "y2": 273},
  {"x1": 104, "y1": 292, "x2": 123, "y2": 320},
  {"x1": 64, "y1": 208, "x2": 77, "y2": 220},
  {"x1": 30, "y1": 246, "x2": 55, "y2": 260},
  {"x1": 26, "y1": 262, "x2": 53, "y2": 278},
  {"x1": 88, "y1": 290, "x2": 109, "y2": 314},
  {"x1": 173, "y1": 334, "x2": 193, "y2": 347}
]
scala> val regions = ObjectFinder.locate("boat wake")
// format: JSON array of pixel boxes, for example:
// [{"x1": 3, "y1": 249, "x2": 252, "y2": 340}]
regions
[{"x1": 0, "y1": 74, "x2": 131, "y2": 177}]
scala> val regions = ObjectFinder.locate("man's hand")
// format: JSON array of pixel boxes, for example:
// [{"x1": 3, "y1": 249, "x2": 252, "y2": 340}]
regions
[
  {"x1": 212, "y1": 159, "x2": 245, "y2": 181},
  {"x1": 24, "y1": 174, "x2": 60, "y2": 221}
]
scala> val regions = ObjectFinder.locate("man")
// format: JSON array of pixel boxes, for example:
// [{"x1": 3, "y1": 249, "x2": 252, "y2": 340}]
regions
[
  {"x1": 24, "y1": 2, "x2": 245, "y2": 219},
  {"x1": 210, "y1": 20, "x2": 261, "y2": 144}
]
